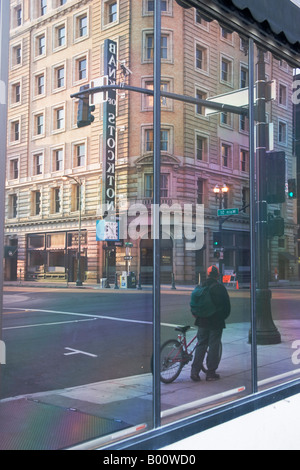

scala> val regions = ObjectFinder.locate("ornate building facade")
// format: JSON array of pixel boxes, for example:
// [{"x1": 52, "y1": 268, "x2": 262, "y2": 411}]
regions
[{"x1": 5, "y1": 0, "x2": 298, "y2": 285}]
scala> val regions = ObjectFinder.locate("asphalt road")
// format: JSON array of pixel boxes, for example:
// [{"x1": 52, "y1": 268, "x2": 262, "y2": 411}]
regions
[{"x1": 0, "y1": 286, "x2": 299, "y2": 399}]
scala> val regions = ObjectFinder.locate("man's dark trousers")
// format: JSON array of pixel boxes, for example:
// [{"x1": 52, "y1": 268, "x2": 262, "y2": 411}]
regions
[{"x1": 191, "y1": 328, "x2": 223, "y2": 375}]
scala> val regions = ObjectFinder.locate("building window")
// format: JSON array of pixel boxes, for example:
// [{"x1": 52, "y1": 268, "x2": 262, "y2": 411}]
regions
[
  {"x1": 74, "y1": 56, "x2": 87, "y2": 82},
  {"x1": 278, "y1": 121, "x2": 287, "y2": 145},
  {"x1": 220, "y1": 112, "x2": 232, "y2": 127},
  {"x1": 240, "y1": 66, "x2": 249, "y2": 89},
  {"x1": 53, "y1": 24, "x2": 66, "y2": 50},
  {"x1": 36, "y1": 34, "x2": 46, "y2": 57},
  {"x1": 144, "y1": 174, "x2": 168, "y2": 198},
  {"x1": 35, "y1": 114, "x2": 44, "y2": 136},
  {"x1": 9, "y1": 194, "x2": 18, "y2": 218},
  {"x1": 144, "y1": 174, "x2": 153, "y2": 198},
  {"x1": 221, "y1": 57, "x2": 233, "y2": 85},
  {"x1": 142, "y1": 79, "x2": 172, "y2": 110},
  {"x1": 196, "y1": 45, "x2": 208, "y2": 72},
  {"x1": 57, "y1": 66, "x2": 65, "y2": 88},
  {"x1": 108, "y1": 1, "x2": 117, "y2": 23},
  {"x1": 12, "y1": 82, "x2": 21, "y2": 104},
  {"x1": 71, "y1": 184, "x2": 81, "y2": 212},
  {"x1": 146, "y1": 0, "x2": 168, "y2": 13},
  {"x1": 221, "y1": 27, "x2": 233, "y2": 42},
  {"x1": 144, "y1": 129, "x2": 170, "y2": 153},
  {"x1": 240, "y1": 149, "x2": 249, "y2": 172},
  {"x1": 53, "y1": 149, "x2": 64, "y2": 172},
  {"x1": 33, "y1": 154, "x2": 43, "y2": 176},
  {"x1": 74, "y1": 12, "x2": 88, "y2": 41},
  {"x1": 74, "y1": 143, "x2": 86, "y2": 167},
  {"x1": 145, "y1": 130, "x2": 154, "y2": 152},
  {"x1": 145, "y1": 35, "x2": 154, "y2": 61},
  {"x1": 10, "y1": 159, "x2": 19, "y2": 180},
  {"x1": 242, "y1": 187, "x2": 250, "y2": 213},
  {"x1": 40, "y1": 0, "x2": 47, "y2": 16},
  {"x1": 160, "y1": 130, "x2": 169, "y2": 152},
  {"x1": 195, "y1": 11, "x2": 209, "y2": 28},
  {"x1": 160, "y1": 174, "x2": 169, "y2": 198},
  {"x1": 51, "y1": 188, "x2": 61, "y2": 213},
  {"x1": 12, "y1": 5, "x2": 22, "y2": 28},
  {"x1": 143, "y1": 32, "x2": 172, "y2": 63},
  {"x1": 53, "y1": 107, "x2": 65, "y2": 131},
  {"x1": 103, "y1": 0, "x2": 118, "y2": 27},
  {"x1": 32, "y1": 191, "x2": 41, "y2": 216},
  {"x1": 10, "y1": 120, "x2": 20, "y2": 143},
  {"x1": 279, "y1": 84, "x2": 287, "y2": 107},
  {"x1": 196, "y1": 135, "x2": 208, "y2": 162},
  {"x1": 35, "y1": 73, "x2": 45, "y2": 96},
  {"x1": 222, "y1": 144, "x2": 232, "y2": 168},
  {"x1": 197, "y1": 179, "x2": 204, "y2": 205},
  {"x1": 196, "y1": 90, "x2": 207, "y2": 116},
  {"x1": 240, "y1": 115, "x2": 249, "y2": 133},
  {"x1": 12, "y1": 44, "x2": 22, "y2": 67}
]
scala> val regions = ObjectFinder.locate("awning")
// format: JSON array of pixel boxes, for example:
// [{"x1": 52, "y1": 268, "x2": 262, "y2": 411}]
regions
[
  {"x1": 230, "y1": 0, "x2": 300, "y2": 46},
  {"x1": 278, "y1": 251, "x2": 298, "y2": 261},
  {"x1": 176, "y1": 0, "x2": 300, "y2": 64}
]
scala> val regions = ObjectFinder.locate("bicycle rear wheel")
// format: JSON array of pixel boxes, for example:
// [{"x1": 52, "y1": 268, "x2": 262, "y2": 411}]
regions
[{"x1": 160, "y1": 339, "x2": 185, "y2": 384}]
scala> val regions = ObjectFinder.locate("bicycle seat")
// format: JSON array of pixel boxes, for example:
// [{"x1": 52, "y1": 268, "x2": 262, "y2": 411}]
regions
[{"x1": 175, "y1": 326, "x2": 191, "y2": 334}]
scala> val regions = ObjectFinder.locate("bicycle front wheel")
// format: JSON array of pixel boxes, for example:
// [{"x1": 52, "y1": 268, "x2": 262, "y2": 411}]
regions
[{"x1": 160, "y1": 339, "x2": 185, "y2": 384}]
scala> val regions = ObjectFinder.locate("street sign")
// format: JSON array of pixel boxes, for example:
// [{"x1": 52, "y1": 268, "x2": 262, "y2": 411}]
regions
[
  {"x1": 206, "y1": 88, "x2": 249, "y2": 116},
  {"x1": 89, "y1": 76, "x2": 108, "y2": 105},
  {"x1": 205, "y1": 81, "x2": 276, "y2": 116},
  {"x1": 124, "y1": 256, "x2": 133, "y2": 261},
  {"x1": 218, "y1": 208, "x2": 239, "y2": 217}
]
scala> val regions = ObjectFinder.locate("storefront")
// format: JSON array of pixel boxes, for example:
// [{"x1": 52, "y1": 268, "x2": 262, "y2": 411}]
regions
[{"x1": 26, "y1": 231, "x2": 87, "y2": 282}]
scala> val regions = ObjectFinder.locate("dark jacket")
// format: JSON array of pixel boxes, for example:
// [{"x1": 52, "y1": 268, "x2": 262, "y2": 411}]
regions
[{"x1": 194, "y1": 278, "x2": 231, "y2": 330}]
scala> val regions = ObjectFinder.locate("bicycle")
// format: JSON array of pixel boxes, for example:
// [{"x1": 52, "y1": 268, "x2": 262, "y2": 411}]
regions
[{"x1": 160, "y1": 325, "x2": 222, "y2": 384}]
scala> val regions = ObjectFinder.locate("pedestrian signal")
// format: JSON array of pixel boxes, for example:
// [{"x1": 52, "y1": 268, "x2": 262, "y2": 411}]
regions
[{"x1": 288, "y1": 179, "x2": 297, "y2": 199}]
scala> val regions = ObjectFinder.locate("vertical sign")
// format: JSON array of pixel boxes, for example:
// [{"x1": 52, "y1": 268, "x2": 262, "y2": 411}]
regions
[{"x1": 103, "y1": 39, "x2": 117, "y2": 213}]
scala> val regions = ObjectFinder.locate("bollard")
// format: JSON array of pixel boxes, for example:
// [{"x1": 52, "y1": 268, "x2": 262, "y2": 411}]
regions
[
  {"x1": 171, "y1": 272, "x2": 176, "y2": 290},
  {"x1": 138, "y1": 273, "x2": 142, "y2": 290},
  {"x1": 114, "y1": 272, "x2": 119, "y2": 289}
]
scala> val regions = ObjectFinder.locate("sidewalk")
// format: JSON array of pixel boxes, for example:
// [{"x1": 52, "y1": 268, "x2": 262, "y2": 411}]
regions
[
  {"x1": 0, "y1": 319, "x2": 299, "y2": 449},
  {"x1": 4, "y1": 278, "x2": 300, "y2": 291}
]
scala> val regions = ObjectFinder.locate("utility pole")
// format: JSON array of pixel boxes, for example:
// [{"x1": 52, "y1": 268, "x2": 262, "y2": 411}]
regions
[
  {"x1": 0, "y1": 0, "x2": 10, "y2": 373},
  {"x1": 253, "y1": 49, "x2": 281, "y2": 345}
]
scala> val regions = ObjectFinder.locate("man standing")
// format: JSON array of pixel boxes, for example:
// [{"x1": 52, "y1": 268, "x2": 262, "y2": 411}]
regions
[{"x1": 191, "y1": 266, "x2": 231, "y2": 382}]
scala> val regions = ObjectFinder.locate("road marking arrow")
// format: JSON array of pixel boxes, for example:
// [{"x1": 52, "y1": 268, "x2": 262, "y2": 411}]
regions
[{"x1": 64, "y1": 347, "x2": 98, "y2": 358}]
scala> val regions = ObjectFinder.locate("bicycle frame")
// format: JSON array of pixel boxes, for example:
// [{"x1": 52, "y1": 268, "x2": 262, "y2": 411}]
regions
[{"x1": 177, "y1": 332, "x2": 198, "y2": 357}]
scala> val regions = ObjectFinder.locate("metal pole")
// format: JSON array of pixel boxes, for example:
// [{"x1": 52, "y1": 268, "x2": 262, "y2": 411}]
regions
[
  {"x1": 153, "y1": 0, "x2": 161, "y2": 429},
  {"x1": 253, "y1": 49, "x2": 281, "y2": 345},
  {"x1": 248, "y1": 39, "x2": 258, "y2": 392},
  {"x1": 76, "y1": 182, "x2": 83, "y2": 286},
  {"x1": 0, "y1": 0, "x2": 10, "y2": 374}
]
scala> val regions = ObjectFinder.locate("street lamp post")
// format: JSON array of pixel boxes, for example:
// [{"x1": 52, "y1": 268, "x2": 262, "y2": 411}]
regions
[
  {"x1": 214, "y1": 184, "x2": 229, "y2": 280},
  {"x1": 63, "y1": 175, "x2": 83, "y2": 287}
]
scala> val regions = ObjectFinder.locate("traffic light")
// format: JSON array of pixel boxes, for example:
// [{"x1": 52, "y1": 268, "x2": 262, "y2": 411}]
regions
[
  {"x1": 265, "y1": 151, "x2": 286, "y2": 204},
  {"x1": 288, "y1": 179, "x2": 297, "y2": 199},
  {"x1": 213, "y1": 232, "x2": 222, "y2": 247},
  {"x1": 77, "y1": 85, "x2": 95, "y2": 128},
  {"x1": 268, "y1": 214, "x2": 285, "y2": 238}
]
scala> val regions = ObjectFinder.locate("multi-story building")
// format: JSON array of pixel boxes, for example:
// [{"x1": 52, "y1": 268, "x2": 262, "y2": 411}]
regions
[{"x1": 5, "y1": 0, "x2": 298, "y2": 285}]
